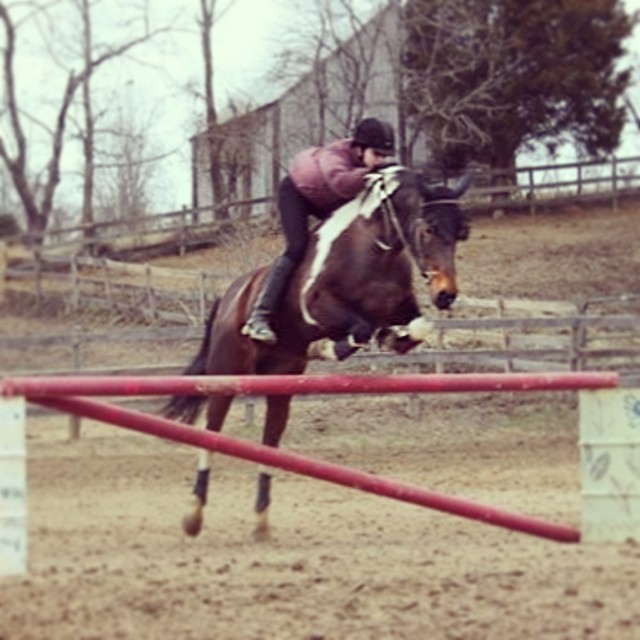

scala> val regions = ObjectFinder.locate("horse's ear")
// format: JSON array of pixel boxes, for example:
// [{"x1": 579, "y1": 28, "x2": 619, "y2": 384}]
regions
[
  {"x1": 420, "y1": 180, "x2": 445, "y2": 200},
  {"x1": 450, "y1": 172, "x2": 474, "y2": 199}
]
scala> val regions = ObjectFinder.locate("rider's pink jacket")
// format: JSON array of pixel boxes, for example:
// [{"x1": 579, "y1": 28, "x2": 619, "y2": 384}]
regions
[{"x1": 288, "y1": 139, "x2": 368, "y2": 213}]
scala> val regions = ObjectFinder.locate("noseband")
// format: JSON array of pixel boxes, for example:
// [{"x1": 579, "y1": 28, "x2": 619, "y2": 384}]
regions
[
  {"x1": 373, "y1": 175, "x2": 464, "y2": 285},
  {"x1": 373, "y1": 177, "x2": 441, "y2": 283}
]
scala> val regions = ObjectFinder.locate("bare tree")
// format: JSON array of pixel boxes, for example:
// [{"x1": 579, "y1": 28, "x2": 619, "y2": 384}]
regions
[
  {"x1": 94, "y1": 98, "x2": 165, "y2": 222},
  {"x1": 77, "y1": 0, "x2": 95, "y2": 231},
  {"x1": 0, "y1": 1, "x2": 169, "y2": 242},
  {"x1": 625, "y1": 95, "x2": 640, "y2": 132},
  {"x1": 401, "y1": 0, "x2": 515, "y2": 169},
  {"x1": 197, "y1": 0, "x2": 237, "y2": 220},
  {"x1": 270, "y1": 0, "x2": 389, "y2": 143}
]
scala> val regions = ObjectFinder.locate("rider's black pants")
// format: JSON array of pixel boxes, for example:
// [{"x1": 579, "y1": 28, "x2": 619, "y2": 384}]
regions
[{"x1": 277, "y1": 176, "x2": 328, "y2": 264}]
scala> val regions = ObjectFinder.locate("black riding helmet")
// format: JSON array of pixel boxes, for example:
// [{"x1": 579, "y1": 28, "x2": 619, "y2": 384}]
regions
[{"x1": 352, "y1": 117, "x2": 396, "y2": 156}]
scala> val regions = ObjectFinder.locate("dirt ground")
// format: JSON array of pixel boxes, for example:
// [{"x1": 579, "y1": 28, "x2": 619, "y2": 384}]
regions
[{"x1": 2, "y1": 199, "x2": 640, "y2": 640}]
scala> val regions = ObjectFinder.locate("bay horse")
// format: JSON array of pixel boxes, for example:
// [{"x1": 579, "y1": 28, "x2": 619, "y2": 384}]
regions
[{"x1": 163, "y1": 165, "x2": 471, "y2": 539}]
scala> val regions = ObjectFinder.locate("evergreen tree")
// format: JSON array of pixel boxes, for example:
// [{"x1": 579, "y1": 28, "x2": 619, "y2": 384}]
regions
[{"x1": 402, "y1": 0, "x2": 637, "y2": 172}]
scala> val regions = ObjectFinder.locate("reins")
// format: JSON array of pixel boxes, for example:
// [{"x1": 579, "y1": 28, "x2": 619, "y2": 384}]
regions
[
  {"x1": 374, "y1": 174, "x2": 450, "y2": 285},
  {"x1": 376, "y1": 176, "x2": 413, "y2": 252},
  {"x1": 422, "y1": 199, "x2": 459, "y2": 208}
]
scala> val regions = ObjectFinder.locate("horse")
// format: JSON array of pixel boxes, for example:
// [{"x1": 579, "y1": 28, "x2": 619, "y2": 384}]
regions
[{"x1": 163, "y1": 165, "x2": 471, "y2": 539}]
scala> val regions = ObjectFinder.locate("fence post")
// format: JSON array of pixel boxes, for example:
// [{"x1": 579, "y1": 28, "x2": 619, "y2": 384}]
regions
[
  {"x1": 612, "y1": 156, "x2": 618, "y2": 211},
  {"x1": 527, "y1": 168, "x2": 536, "y2": 215},
  {"x1": 497, "y1": 298, "x2": 513, "y2": 372},
  {"x1": 0, "y1": 240, "x2": 6, "y2": 305},
  {"x1": 34, "y1": 248, "x2": 43, "y2": 304},
  {"x1": 244, "y1": 397, "x2": 256, "y2": 428},
  {"x1": 574, "y1": 301, "x2": 590, "y2": 372},
  {"x1": 577, "y1": 164, "x2": 583, "y2": 196},
  {"x1": 101, "y1": 258, "x2": 112, "y2": 305},
  {"x1": 569, "y1": 320, "x2": 579, "y2": 371},
  {"x1": 70, "y1": 255, "x2": 79, "y2": 310},
  {"x1": 199, "y1": 271, "x2": 206, "y2": 323},
  {"x1": 407, "y1": 363, "x2": 423, "y2": 419},
  {"x1": 179, "y1": 208, "x2": 187, "y2": 257},
  {"x1": 435, "y1": 329, "x2": 445, "y2": 374},
  {"x1": 145, "y1": 264, "x2": 157, "y2": 321},
  {"x1": 68, "y1": 325, "x2": 83, "y2": 440}
]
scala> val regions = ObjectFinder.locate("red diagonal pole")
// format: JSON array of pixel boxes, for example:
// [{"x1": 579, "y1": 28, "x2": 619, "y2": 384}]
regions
[{"x1": 32, "y1": 394, "x2": 581, "y2": 544}]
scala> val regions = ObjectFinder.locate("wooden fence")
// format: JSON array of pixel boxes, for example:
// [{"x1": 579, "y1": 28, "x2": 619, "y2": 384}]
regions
[
  {"x1": 4, "y1": 252, "x2": 227, "y2": 324},
  {"x1": 463, "y1": 154, "x2": 640, "y2": 214},
  {"x1": 2, "y1": 298, "x2": 639, "y2": 378},
  {"x1": 4, "y1": 155, "x2": 640, "y2": 257},
  {"x1": 3, "y1": 288, "x2": 639, "y2": 437},
  {"x1": 3, "y1": 240, "x2": 640, "y2": 378}
]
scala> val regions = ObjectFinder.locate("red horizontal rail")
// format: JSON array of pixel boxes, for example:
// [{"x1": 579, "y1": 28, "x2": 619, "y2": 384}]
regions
[
  {"x1": 0, "y1": 371, "x2": 619, "y2": 398},
  {"x1": 32, "y1": 394, "x2": 581, "y2": 543}
]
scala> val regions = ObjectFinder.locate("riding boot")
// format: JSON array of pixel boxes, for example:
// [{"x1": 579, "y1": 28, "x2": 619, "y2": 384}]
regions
[{"x1": 241, "y1": 256, "x2": 297, "y2": 344}]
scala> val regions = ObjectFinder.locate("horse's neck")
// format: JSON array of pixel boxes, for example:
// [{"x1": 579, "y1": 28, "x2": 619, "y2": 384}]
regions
[
  {"x1": 372, "y1": 211, "x2": 404, "y2": 252},
  {"x1": 371, "y1": 194, "x2": 412, "y2": 253}
]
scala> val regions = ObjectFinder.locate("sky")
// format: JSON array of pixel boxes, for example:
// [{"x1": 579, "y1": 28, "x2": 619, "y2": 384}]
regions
[
  {"x1": 2, "y1": 0, "x2": 640, "y2": 216},
  {"x1": 138, "y1": 0, "x2": 383, "y2": 211},
  {"x1": 2, "y1": 0, "x2": 305, "y2": 214}
]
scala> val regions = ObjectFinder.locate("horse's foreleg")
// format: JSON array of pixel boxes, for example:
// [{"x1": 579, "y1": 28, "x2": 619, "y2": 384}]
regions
[
  {"x1": 406, "y1": 316, "x2": 436, "y2": 342},
  {"x1": 377, "y1": 325, "x2": 423, "y2": 354},
  {"x1": 182, "y1": 450, "x2": 211, "y2": 537},
  {"x1": 254, "y1": 395, "x2": 292, "y2": 542},
  {"x1": 182, "y1": 395, "x2": 233, "y2": 537},
  {"x1": 307, "y1": 316, "x2": 374, "y2": 362},
  {"x1": 306, "y1": 335, "x2": 367, "y2": 361}
]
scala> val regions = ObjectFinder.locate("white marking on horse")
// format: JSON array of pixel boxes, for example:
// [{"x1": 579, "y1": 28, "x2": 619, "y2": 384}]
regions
[
  {"x1": 407, "y1": 316, "x2": 436, "y2": 342},
  {"x1": 306, "y1": 338, "x2": 339, "y2": 361},
  {"x1": 300, "y1": 169, "x2": 403, "y2": 325},
  {"x1": 198, "y1": 449, "x2": 211, "y2": 471}
]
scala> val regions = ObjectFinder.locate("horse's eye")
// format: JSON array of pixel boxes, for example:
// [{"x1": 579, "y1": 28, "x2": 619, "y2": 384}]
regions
[
  {"x1": 420, "y1": 225, "x2": 434, "y2": 240},
  {"x1": 421, "y1": 270, "x2": 437, "y2": 283}
]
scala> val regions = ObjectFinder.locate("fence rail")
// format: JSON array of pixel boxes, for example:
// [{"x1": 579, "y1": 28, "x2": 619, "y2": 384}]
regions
[
  {"x1": 2, "y1": 308, "x2": 639, "y2": 378},
  {"x1": 4, "y1": 232, "x2": 640, "y2": 379},
  {"x1": 5, "y1": 252, "x2": 228, "y2": 324},
  {"x1": 3, "y1": 293, "x2": 639, "y2": 437},
  {"x1": 4, "y1": 156, "x2": 640, "y2": 256}
]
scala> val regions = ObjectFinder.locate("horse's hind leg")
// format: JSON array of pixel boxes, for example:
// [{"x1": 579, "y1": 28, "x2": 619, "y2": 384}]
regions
[
  {"x1": 183, "y1": 394, "x2": 234, "y2": 537},
  {"x1": 253, "y1": 394, "x2": 292, "y2": 541}
]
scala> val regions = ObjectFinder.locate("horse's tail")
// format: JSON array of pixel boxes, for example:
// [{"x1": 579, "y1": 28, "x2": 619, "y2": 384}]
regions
[{"x1": 162, "y1": 297, "x2": 221, "y2": 424}]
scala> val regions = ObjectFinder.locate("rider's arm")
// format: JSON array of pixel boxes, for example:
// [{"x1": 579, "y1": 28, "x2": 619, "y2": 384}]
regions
[{"x1": 316, "y1": 144, "x2": 368, "y2": 201}]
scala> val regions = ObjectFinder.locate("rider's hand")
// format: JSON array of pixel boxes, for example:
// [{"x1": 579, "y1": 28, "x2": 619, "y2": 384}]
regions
[
  {"x1": 371, "y1": 161, "x2": 397, "y2": 171},
  {"x1": 363, "y1": 148, "x2": 395, "y2": 169}
]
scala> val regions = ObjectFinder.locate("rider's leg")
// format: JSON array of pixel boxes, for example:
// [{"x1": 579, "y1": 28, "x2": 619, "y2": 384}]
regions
[
  {"x1": 242, "y1": 177, "x2": 311, "y2": 344},
  {"x1": 241, "y1": 255, "x2": 297, "y2": 344}
]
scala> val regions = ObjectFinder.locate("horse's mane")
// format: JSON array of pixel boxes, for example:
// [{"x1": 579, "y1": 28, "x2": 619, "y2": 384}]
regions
[{"x1": 308, "y1": 168, "x2": 470, "y2": 244}]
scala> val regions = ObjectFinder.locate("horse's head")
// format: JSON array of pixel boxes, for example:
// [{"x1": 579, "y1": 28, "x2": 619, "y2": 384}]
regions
[{"x1": 385, "y1": 169, "x2": 471, "y2": 310}]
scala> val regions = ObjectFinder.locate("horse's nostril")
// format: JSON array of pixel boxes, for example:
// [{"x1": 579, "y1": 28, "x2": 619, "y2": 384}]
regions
[{"x1": 436, "y1": 290, "x2": 457, "y2": 310}]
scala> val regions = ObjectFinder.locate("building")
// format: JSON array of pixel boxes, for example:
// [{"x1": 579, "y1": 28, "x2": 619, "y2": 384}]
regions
[{"x1": 190, "y1": 1, "x2": 421, "y2": 218}]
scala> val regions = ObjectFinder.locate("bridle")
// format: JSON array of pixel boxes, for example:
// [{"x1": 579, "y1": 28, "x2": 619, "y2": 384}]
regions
[{"x1": 374, "y1": 174, "x2": 442, "y2": 285}]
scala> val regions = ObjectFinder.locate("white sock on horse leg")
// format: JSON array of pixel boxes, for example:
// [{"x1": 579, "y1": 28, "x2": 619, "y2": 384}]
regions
[
  {"x1": 407, "y1": 317, "x2": 436, "y2": 342},
  {"x1": 198, "y1": 449, "x2": 212, "y2": 471}
]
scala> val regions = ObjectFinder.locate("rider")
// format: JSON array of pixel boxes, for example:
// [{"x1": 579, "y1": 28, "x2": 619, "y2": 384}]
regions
[{"x1": 241, "y1": 117, "x2": 396, "y2": 345}]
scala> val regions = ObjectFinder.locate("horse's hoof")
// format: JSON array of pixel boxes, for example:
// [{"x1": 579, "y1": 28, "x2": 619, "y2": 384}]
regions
[
  {"x1": 252, "y1": 510, "x2": 271, "y2": 542},
  {"x1": 252, "y1": 525, "x2": 271, "y2": 543},
  {"x1": 182, "y1": 499, "x2": 204, "y2": 537}
]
